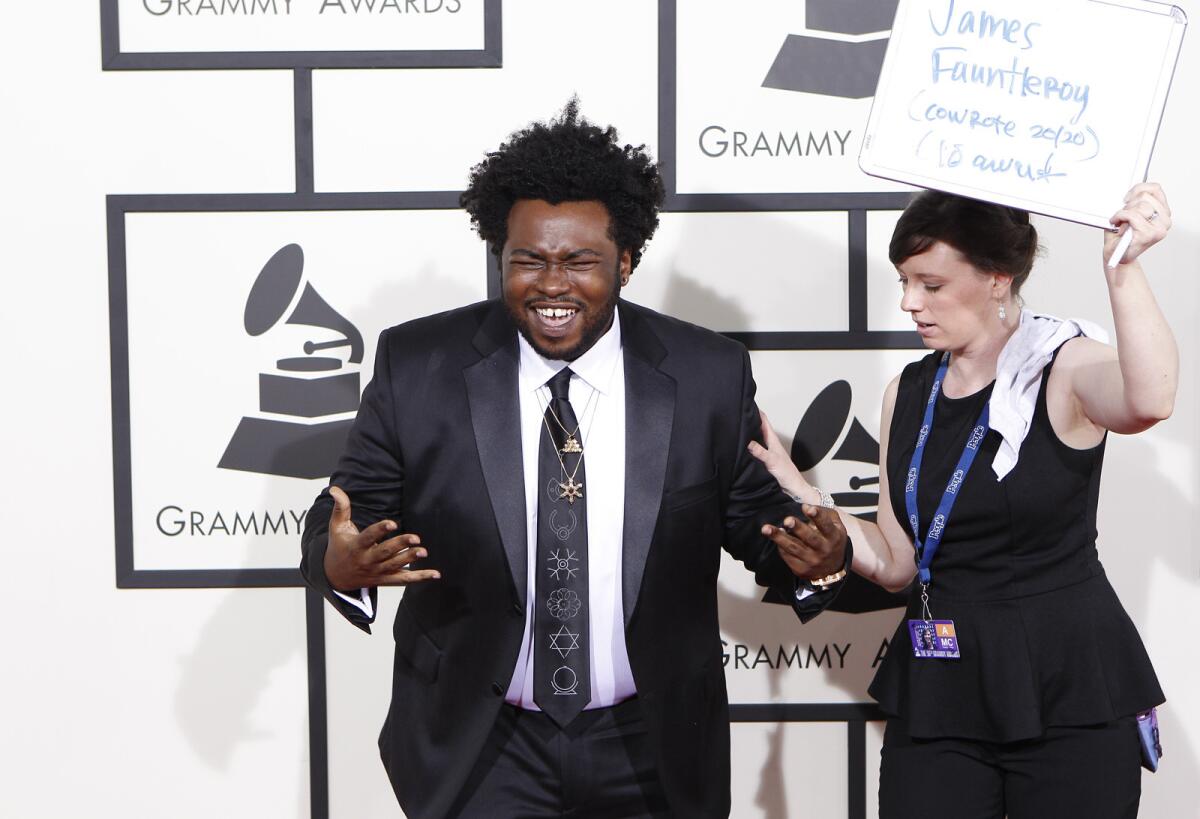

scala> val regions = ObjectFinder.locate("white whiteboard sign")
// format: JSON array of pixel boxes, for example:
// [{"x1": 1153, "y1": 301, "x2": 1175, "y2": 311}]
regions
[{"x1": 859, "y1": 0, "x2": 1186, "y2": 227}]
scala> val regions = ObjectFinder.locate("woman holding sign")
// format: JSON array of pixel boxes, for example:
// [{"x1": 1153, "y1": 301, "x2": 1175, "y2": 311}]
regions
[{"x1": 751, "y1": 184, "x2": 1174, "y2": 817}]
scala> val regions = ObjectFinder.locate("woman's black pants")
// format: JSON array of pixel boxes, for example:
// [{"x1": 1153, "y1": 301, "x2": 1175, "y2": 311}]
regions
[{"x1": 879, "y1": 716, "x2": 1142, "y2": 818}]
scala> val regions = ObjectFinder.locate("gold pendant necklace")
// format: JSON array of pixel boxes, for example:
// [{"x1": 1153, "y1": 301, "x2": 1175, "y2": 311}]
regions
[
  {"x1": 557, "y1": 477, "x2": 584, "y2": 504},
  {"x1": 541, "y1": 413, "x2": 586, "y2": 504},
  {"x1": 539, "y1": 381, "x2": 598, "y2": 505},
  {"x1": 544, "y1": 380, "x2": 598, "y2": 456}
]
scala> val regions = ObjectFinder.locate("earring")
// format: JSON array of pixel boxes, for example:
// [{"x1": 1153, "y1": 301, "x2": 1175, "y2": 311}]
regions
[{"x1": 998, "y1": 302, "x2": 1008, "y2": 321}]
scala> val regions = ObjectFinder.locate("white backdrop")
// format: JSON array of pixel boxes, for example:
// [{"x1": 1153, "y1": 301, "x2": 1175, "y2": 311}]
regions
[{"x1": 2, "y1": 2, "x2": 1198, "y2": 817}]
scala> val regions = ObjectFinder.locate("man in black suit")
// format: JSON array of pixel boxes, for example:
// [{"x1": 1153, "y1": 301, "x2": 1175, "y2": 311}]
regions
[{"x1": 301, "y1": 102, "x2": 851, "y2": 818}]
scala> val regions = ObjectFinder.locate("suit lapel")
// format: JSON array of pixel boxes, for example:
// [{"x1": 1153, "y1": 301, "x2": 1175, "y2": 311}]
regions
[
  {"x1": 619, "y1": 303, "x2": 675, "y2": 625},
  {"x1": 463, "y1": 304, "x2": 528, "y2": 606}
]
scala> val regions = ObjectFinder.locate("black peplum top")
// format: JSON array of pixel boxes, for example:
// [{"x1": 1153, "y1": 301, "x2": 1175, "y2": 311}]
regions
[{"x1": 868, "y1": 348, "x2": 1164, "y2": 742}]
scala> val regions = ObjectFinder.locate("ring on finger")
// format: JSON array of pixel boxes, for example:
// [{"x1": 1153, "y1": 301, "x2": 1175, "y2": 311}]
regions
[{"x1": 1148, "y1": 209, "x2": 1159, "y2": 222}]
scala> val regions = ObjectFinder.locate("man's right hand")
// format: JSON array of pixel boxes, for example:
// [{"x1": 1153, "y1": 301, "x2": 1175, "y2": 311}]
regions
[{"x1": 323, "y1": 485, "x2": 442, "y2": 592}]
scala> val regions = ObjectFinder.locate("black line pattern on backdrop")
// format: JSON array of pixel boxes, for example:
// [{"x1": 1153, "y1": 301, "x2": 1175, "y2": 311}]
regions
[
  {"x1": 305, "y1": 589, "x2": 330, "y2": 819},
  {"x1": 656, "y1": 0, "x2": 921, "y2": 359},
  {"x1": 848, "y1": 720, "x2": 868, "y2": 818},
  {"x1": 295, "y1": 69, "x2": 314, "y2": 194},
  {"x1": 107, "y1": 191, "x2": 477, "y2": 595},
  {"x1": 101, "y1": 2, "x2": 915, "y2": 815}
]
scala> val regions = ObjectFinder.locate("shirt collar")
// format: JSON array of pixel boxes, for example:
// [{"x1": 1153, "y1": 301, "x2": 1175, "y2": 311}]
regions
[{"x1": 517, "y1": 307, "x2": 623, "y2": 396}]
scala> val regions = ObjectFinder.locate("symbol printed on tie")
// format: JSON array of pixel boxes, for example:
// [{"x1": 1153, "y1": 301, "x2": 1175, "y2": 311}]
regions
[
  {"x1": 551, "y1": 666, "x2": 579, "y2": 695},
  {"x1": 548, "y1": 509, "x2": 578, "y2": 542},
  {"x1": 534, "y1": 367, "x2": 590, "y2": 724},
  {"x1": 546, "y1": 588, "x2": 582, "y2": 621},
  {"x1": 549, "y1": 624, "x2": 581, "y2": 658},
  {"x1": 547, "y1": 548, "x2": 580, "y2": 580}
]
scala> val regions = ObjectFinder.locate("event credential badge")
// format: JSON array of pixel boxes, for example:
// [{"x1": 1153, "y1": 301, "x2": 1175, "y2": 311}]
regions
[{"x1": 907, "y1": 619, "x2": 961, "y2": 659}]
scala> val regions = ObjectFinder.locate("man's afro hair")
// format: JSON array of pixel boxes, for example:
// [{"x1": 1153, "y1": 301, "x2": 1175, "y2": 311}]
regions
[{"x1": 460, "y1": 99, "x2": 664, "y2": 271}]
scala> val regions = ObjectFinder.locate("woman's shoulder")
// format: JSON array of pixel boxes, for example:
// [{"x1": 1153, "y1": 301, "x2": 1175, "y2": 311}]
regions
[
  {"x1": 897, "y1": 350, "x2": 942, "y2": 393},
  {"x1": 1048, "y1": 333, "x2": 1115, "y2": 371},
  {"x1": 886, "y1": 351, "x2": 941, "y2": 437}
]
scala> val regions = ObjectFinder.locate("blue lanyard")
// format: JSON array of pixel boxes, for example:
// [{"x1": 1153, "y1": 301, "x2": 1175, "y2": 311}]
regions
[{"x1": 904, "y1": 353, "x2": 990, "y2": 587}]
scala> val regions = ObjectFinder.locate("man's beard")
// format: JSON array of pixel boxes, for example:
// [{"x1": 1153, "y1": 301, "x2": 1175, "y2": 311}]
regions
[{"x1": 509, "y1": 270, "x2": 622, "y2": 361}]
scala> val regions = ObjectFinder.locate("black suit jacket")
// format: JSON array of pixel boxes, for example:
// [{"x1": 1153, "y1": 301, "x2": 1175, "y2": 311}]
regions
[{"x1": 301, "y1": 299, "x2": 845, "y2": 818}]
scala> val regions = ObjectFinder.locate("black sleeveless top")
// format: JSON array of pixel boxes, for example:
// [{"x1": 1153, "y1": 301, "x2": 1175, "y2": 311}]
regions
[{"x1": 868, "y1": 349, "x2": 1164, "y2": 742}]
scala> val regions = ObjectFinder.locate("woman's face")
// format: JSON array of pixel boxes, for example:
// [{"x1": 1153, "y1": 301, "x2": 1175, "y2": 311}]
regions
[{"x1": 896, "y1": 240, "x2": 1007, "y2": 352}]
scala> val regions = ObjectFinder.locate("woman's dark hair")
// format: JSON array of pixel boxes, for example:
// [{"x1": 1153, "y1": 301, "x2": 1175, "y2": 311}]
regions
[
  {"x1": 889, "y1": 191, "x2": 1040, "y2": 295},
  {"x1": 460, "y1": 98, "x2": 664, "y2": 270}
]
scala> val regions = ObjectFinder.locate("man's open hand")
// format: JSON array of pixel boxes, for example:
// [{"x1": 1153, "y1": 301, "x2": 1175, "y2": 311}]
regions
[
  {"x1": 323, "y1": 486, "x2": 441, "y2": 592},
  {"x1": 761, "y1": 504, "x2": 847, "y2": 581}
]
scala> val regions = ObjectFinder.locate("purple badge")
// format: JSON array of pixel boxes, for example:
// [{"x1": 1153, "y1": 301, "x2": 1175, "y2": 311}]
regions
[{"x1": 907, "y1": 619, "x2": 961, "y2": 659}]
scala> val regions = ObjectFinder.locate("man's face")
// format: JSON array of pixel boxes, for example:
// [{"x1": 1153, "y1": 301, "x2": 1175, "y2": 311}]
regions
[{"x1": 502, "y1": 199, "x2": 632, "y2": 360}]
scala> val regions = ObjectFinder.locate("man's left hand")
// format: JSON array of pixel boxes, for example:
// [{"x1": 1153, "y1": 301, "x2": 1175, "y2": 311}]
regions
[{"x1": 761, "y1": 504, "x2": 847, "y2": 581}]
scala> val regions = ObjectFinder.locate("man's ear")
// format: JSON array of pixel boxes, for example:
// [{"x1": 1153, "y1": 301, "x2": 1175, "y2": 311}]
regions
[{"x1": 619, "y1": 249, "x2": 633, "y2": 287}]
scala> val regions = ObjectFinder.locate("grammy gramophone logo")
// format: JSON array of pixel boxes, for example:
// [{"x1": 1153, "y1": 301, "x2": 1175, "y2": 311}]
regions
[
  {"x1": 791, "y1": 380, "x2": 880, "y2": 516},
  {"x1": 767, "y1": 379, "x2": 907, "y2": 612},
  {"x1": 762, "y1": 0, "x2": 899, "y2": 99},
  {"x1": 218, "y1": 243, "x2": 364, "y2": 480}
]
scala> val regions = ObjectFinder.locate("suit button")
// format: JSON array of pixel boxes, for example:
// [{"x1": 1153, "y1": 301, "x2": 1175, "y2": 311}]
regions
[
  {"x1": 511, "y1": 602, "x2": 523, "y2": 617},
  {"x1": 491, "y1": 682, "x2": 505, "y2": 696}
]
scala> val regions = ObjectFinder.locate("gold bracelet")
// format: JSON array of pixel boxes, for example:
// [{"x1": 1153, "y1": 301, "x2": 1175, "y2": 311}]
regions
[{"x1": 809, "y1": 568, "x2": 848, "y2": 589}]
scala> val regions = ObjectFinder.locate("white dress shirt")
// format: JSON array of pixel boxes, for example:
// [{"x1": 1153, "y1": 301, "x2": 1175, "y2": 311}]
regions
[{"x1": 506, "y1": 312, "x2": 636, "y2": 709}]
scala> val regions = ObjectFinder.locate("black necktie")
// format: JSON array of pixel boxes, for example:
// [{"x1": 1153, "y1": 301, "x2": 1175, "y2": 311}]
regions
[{"x1": 533, "y1": 367, "x2": 590, "y2": 726}]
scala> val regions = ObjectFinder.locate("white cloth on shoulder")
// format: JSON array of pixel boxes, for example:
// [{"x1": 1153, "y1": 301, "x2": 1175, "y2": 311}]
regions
[{"x1": 989, "y1": 309, "x2": 1109, "y2": 480}]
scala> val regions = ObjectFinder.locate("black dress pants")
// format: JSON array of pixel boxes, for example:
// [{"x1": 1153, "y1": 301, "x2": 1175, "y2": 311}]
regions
[
  {"x1": 449, "y1": 697, "x2": 671, "y2": 818},
  {"x1": 879, "y1": 716, "x2": 1142, "y2": 819}
]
